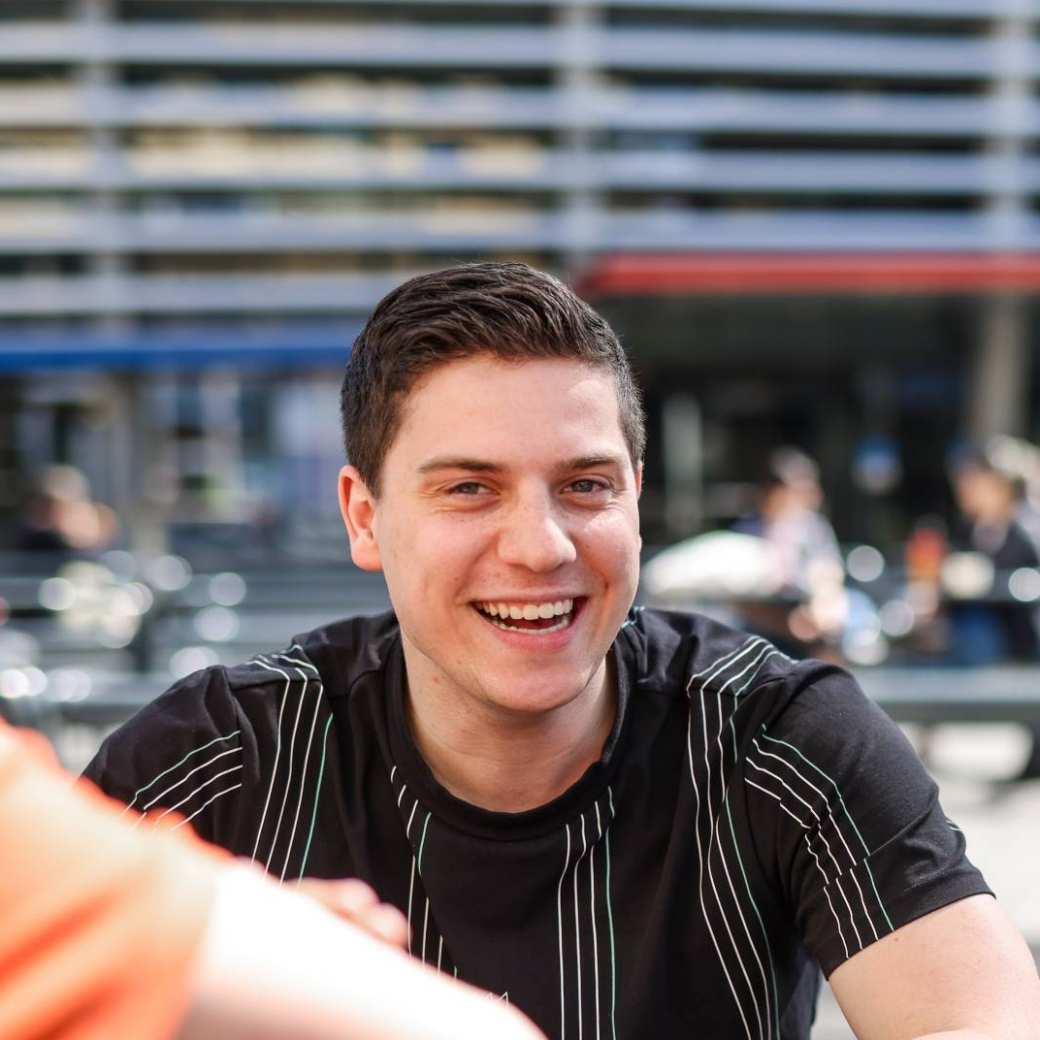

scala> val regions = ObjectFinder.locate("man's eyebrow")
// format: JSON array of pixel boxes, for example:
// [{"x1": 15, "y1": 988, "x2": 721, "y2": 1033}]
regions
[
  {"x1": 557, "y1": 454, "x2": 627, "y2": 472},
  {"x1": 417, "y1": 457, "x2": 503, "y2": 475},
  {"x1": 416, "y1": 453, "x2": 628, "y2": 476}
]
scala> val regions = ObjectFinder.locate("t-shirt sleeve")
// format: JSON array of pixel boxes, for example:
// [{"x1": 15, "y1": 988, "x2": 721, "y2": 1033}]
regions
[
  {"x1": 742, "y1": 664, "x2": 991, "y2": 978},
  {"x1": 0, "y1": 722, "x2": 222, "y2": 1040},
  {"x1": 82, "y1": 666, "x2": 251, "y2": 851}
]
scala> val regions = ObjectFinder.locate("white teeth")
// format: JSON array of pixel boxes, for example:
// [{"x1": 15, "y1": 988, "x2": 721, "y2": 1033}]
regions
[{"x1": 475, "y1": 598, "x2": 577, "y2": 627}]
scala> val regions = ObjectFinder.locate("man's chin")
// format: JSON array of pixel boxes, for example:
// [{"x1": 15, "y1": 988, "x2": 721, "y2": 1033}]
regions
[{"x1": 479, "y1": 671, "x2": 601, "y2": 719}]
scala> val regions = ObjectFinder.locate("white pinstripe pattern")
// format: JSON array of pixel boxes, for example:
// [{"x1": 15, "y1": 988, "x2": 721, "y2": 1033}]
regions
[
  {"x1": 401, "y1": 797, "x2": 435, "y2": 965},
  {"x1": 259, "y1": 658, "x2": 315, "y2": 875},
  {"x1": 685, "y1": 638, "x2": 785, "y2": 1040},
  {"x1": 295, "y1": 714, "x2": 334, "y2": 881},
  {"x1": 690, "y1": 642, "x2": 777, "y2": 1040},
  {"x1": 557, "y1": 822, "x2": 573, "y2": 1040},
  {"x1": 752, "y1": 738, "x2": 859, "y2": 871},
  {"x1": 279, "y1": 644, "x2": 319, "y2": 673},
  {"x1": 700, "y1": 644, "x2": 782, "y2": 1040},
  {"x1": 733, "y1": 650, "x2": 790, "y2": 697},
  {"x1": 744, "y1": 776, "x2": 850, "y2": 959},
  {"x1": 416, "y1": 811, "x2": 432, "y2": 962},
  {"x1": 590, "y1": 808, "x2": 603, "y2": 1040},
  {"x1": 573, "y1": 813, "x2": 589, "y2": 1040},
  {"x1": 388, "y1": 768, "x2": 435, "y2": 966},
  {"x1": 171, "y1": 783, "x2": 244, "y2": 831},
  {"x1": 701, "y1": 703, "x2": 764, "y2": 1039},
  {"x1": 605, "y1": 787, "x2": 618, "y2": 1040},
  {"x1": 121, "y1": 730, "x2": 240, "y2": 816},
  {"x1": 712, "y1": 641, "x2": 790, "y2": 1040},
  {"x1": 406, "y1": 798, "x2": 419, "y2": 956},
  {"x1": 139, "y1": 746, "x2": 242, "y2": 813},
  {"x1": 689, "y1": 637, "x2": 767, "y2": 691},
  {"x1": 760, "y1": 732, "x2": 894, "y2": 935},
  {"x1": 249, "y1": 656, "x2": 294, "y2": 863},
  {"x1": 269, "y1": 651, "x2": 326, "y2": 882},
  {"x1": 406, "y1": 861, "x2": 417, "y2": 955},
  {"x1": 556, "y1": 800, "x2": 614, "y2": 1040},
  {"x1": 685, "y1": 697, "x2": 753, "y2": 1040},
  {"x1": 744, "y1": 756, "x2": 863, "y2": 951},
  {"x1": 152, "y1": 764, "x2": 245, "y2": 824},
  {"x1": 751, "y1": 737, "x2": 880, "y2": 943}
]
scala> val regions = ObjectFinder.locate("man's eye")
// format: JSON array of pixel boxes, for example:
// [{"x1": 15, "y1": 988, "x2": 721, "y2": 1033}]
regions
[
  {"x1": 567, "y1": 479, "x2": 609, "y2": 494},
  {"x1": 447, "y1": 481, "x2": 487, "y2": 495}
]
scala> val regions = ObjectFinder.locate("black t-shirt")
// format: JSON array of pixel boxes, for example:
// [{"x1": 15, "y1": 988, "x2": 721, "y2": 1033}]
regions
[{"x1": 84, "y1": 608, "x2": 989, "y2": 1040}]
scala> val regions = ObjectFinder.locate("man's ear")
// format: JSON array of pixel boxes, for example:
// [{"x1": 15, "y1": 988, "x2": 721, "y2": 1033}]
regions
[
  {"x1": 634, "y1": 462, "x2": 644, "y2": 550},
  {"x1": 338, "y1": 465, "x2": 382, "y2": 572}
]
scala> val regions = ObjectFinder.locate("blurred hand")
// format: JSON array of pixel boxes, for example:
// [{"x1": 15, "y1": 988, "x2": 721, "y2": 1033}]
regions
[{"x1": 293, "y1": 877, "x2": 409, "y2": 950}]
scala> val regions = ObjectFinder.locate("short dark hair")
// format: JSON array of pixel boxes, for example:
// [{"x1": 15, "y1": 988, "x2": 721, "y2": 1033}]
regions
[{"x1": 340, "y1": 261, "x2": 645, "y2": 495}]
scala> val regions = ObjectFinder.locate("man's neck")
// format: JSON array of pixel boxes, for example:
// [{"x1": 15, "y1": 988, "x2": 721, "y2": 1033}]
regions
[{"x1": 403, "y1": 660, "x2": 617, "y2": 813}]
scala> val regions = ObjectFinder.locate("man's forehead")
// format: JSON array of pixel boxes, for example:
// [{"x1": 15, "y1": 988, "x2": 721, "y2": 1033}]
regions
[
  {"x1": 383, "y1": 355, "x2": 629, "y2": 477},
  {"x1": 396, "y1": 356, "x2": 617, "y2": 423},
  {"x1": 404, "y1": 353, "x2": 612, "y2": 396}
]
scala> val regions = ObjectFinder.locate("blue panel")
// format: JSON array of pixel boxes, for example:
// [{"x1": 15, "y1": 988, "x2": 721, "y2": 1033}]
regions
[{"x1": 0, "y1": 321, "x2": 363, "y2": 372}]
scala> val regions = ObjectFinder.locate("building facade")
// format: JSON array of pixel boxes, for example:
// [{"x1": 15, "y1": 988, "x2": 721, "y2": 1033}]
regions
[{"x1": 1, "y1": 0, "x2": 1037, "y2": 549}]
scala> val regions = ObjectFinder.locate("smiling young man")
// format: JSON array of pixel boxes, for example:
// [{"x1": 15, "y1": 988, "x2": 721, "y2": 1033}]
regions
[{"x1": 85, "y1": 263, "x2": 1039, "y2": 1039}]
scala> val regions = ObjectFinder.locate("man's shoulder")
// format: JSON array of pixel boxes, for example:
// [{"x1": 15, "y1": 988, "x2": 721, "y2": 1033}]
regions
[
  {"x1": 82, "y1": 611, "x2": 400, "y2": 794},
  {"x1": 142, "y1": 609, "x2": 398, "y2": 719},
  {"x1": 628, "y1": 606, "x2": 803, "y2": 699}
]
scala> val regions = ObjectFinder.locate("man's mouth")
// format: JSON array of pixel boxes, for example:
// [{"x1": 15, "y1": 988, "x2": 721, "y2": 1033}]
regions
[{"x1": 472, "y1": 597, "x2": 580, "y2": 634}]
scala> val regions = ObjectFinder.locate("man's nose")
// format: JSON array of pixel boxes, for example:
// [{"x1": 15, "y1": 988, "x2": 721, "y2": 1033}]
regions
[{"x1": 496, "y1": 494, "x2": 577, "y2": 572}]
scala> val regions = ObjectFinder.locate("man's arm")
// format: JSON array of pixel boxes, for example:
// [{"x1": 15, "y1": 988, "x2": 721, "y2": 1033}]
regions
[{"x1": 829, "y1": 894, "x2": 1040, "y2": 1039}]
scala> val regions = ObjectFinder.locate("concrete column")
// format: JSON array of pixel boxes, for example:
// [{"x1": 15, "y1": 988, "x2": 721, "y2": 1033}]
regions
[
  {"x1": 199, "y1": 368, "x2": 245, "y2": 519},
  {"x1": 969, "y1": 294, "x2": 1030, "y2": 440},
  {"x1": 556, "y1": 0, "x2": 603, "y2": 275},
  {"x1": 969, "y1": 0, "x2": 1035, "y2": 440},
  {"x1": 76, "y1": 0, "x2": 129, "y2": 324},
  {"x1": 108, "y1": 372, "x2": 169, "y2": 555},
  {"x1": 661, "y1": 394, "x2": 703, "y2": 539}
]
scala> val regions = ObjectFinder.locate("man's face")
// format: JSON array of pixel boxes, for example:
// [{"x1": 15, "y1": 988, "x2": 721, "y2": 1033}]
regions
[{"x1": 340, "y1": 355, "x2": 642, "y2": 720}]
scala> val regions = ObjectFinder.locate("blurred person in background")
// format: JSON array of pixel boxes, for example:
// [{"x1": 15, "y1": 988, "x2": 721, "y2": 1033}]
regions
[
  {"x1": 734, "y1": 447, "x2": 848, "y2": 656},
  {"x1": 82, "y1": 264, "x2": 1039, "y2": 1039},
  {"x1": 15, "y1": 465, "x2": 118, "y2": 557},
  {"x1": 949, "y1": 449, "x2": 1040, "y2": 779},
  {"x1": 0, "y1": 719, "x2": 545, "y2": 1040}
]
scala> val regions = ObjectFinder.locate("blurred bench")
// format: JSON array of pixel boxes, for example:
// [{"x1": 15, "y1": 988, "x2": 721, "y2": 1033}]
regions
[
  {"x1": 6, "y1": 664, "x2": 1040, "y2": 742},
  {"x1": 853, "y1": 667, "x2": 1040, "y2": 724}
]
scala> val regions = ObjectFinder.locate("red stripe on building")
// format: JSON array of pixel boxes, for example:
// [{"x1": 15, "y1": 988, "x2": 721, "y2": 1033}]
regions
[{"x1": 576, "y1": 254, "x2": 1040, "y2": 297}]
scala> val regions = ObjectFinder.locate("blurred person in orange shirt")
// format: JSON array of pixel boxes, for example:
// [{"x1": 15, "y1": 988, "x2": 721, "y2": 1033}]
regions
[{"x1": 0, "y1": 719, "x2": 545, "y2": 1040}]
